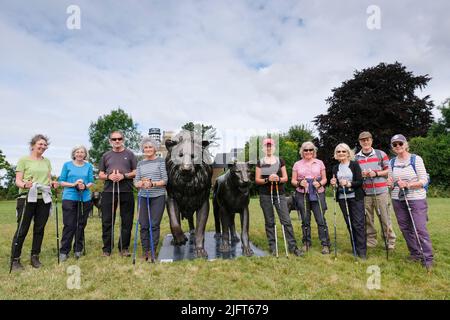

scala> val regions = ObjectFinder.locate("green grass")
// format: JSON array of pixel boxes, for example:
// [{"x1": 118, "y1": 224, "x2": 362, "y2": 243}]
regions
[{"x1": 0, "y1": 197, "x2": 449, "y2": 299}]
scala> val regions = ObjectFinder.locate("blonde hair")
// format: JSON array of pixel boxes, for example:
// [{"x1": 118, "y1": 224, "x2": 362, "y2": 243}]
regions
[
  {"x1": 299, "y1": 141, "x2": 317, "y2": 159},
  {"x1": 334, "y1": 143, "x2": 354, "y2": 160}
]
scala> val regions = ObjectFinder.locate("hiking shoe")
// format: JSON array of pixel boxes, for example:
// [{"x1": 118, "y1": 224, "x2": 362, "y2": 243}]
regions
[
  {"x1": 406, "y1": 255, "x2": 421, "y2": 263},
  {"x1": 141, "y1": 252, "x2": 149, "y2": 261},
  {"x1": 11, "y1": 258, "x2": 24, "y2": 271},
  {"x1": 120, "y1": 249, "x2": 131, "y2": 257},
  {"x1": 102, "y1": 251, "x2": 111, "y2": 257},
  {"x1": 321, "y1": 246, "x2": 330, "y2": 255},
  {"x1": 59, "y1": 253, "x2": 69, "y2": 262},
  {"x1": 30, "y1": 255, "x2": 42, "y2": 268},
  {"x1": 74, "y1": 252, "x2": 82, "y2": 259},
  {"x1": 291, "y1": 247, "x2": 304, "y2": 257},
  {"x1": 388, "y1": 244, "x2": 395, "y2": 250}
]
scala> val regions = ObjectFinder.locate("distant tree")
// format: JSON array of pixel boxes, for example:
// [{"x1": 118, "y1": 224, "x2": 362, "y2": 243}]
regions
[
  {"x1": 88, "y1": 108, "x2": 142, "y2": 165},
  {"x1": 314, "y1": 62, "x2": 434, "y2": 177},
  {"x1": 428, "y1": 98, "x2": 450, "y2": 137},
  {"x1": 181, "y1": 122, "x2": 219, "y2": 147},
  {"x1": 410, "y1": 98, "x2": 450, "y2": 190},
  {"x1": 285, "y1": 124, "x2": 315, "y2": 149},
  {"x1": 0, "y1": 150, "x2": 18, "y2": 199}
]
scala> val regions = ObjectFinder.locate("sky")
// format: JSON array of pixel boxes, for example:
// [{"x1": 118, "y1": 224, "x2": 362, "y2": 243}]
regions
[{"x1": 1, "y1": 0, "x2": 449, "y2": 175}]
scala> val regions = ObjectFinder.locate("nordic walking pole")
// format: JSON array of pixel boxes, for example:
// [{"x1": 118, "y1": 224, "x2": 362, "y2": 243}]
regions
[
  {"x1": 332, "y1": 184, "x2": 338, "y2": 259},
  {"x1": 402, "y1": 187, "x2": 427, "y2": 268},
  {"x1": 78, "y1": 188, "x2": 87, "y2": 257},
  {"x1": 371, "y1": 177, "x2": 389, "y2": 260},
  {"x1": 10, "y1": 192, "x2": 28, "y2": 273},
  {"x1": 75, "y1": 190, "x2": 80, "y2": 259},
  {"x1": 303, "y1": 178, "x2": 309, "y2": 252},
  {"x1": 111, "y1": 179, "x2": 116, "y2": 253},
  {"x1": 146, "y1": 192, "x2": 155, "y2": 263},
  {"x1": 132, "y1": 196, "x2": 141, "y2": 265},
  {"x1": 270, "y1": 181, "x2": 278, "y2": 258},
  {"x1": 342, "y1": 185, "x2": 357, "y2": 258},
  {"x1": 55, "y1": 186, "x2": 60, "y2": 264},
  {"x1": 276, "y1": 181, "x2": 289, "y2": 258},
  {"x1": 314, "y1": 178, "x2": 329, "y2": 244},
  {"x1": 117, "y1": 178, "x2": 123, "y2": 254}
]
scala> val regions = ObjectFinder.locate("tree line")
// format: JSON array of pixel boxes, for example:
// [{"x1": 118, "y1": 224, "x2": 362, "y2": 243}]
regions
[{"x1": 1, "y1": 62, "x2": 449, "y2": 199}]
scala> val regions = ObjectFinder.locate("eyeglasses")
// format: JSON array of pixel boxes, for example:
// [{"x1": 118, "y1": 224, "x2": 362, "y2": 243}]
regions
[
  {"x1": 111, "y1": 137, "x2": 123, "y2": 141},
  {"x1": 392, "y1": 142, "x2": 404, "y2": 147},
  {"x1": 336, "y1": 150, "x2": 347, "y2": 154},
  {"x1": 303, "y1": 149, "x2": 314, "y2": 152}
]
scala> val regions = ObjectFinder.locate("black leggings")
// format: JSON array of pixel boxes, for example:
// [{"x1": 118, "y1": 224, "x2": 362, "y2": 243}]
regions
[{"x1": 11, "y1": 198, "x2": 51, "y2": 259}]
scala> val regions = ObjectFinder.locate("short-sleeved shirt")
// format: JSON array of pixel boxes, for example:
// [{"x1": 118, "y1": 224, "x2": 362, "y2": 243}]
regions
[
  {"x1": 134, "y1": 158, "x2": 168, "y2": 198},
  {"x1": 16, "y1": 156, "x2": 52, "y2": 194},
  {"x1": 256, "y1": 157, "x2": 286, "y2": 195},
  {"x1": 389, "y1": 155, "x2": 427, "y2": 200},
  {"x1": 292, "y1": 158, "x2": 326, "y2": 193},
  {"x1": 355, "y1": 148, "x2": 389, "y2": 195},
  {"x1": 99, "y1": 149, "x2": 137, "y2": 192},
  {"x1": 58, "y1": 161, "x2": 94, "y2": 202}
]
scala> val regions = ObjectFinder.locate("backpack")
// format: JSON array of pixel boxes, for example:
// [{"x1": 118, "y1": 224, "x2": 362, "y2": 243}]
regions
[{"x1": 390, "y1": 154, "x2": 430, "y2": 191}]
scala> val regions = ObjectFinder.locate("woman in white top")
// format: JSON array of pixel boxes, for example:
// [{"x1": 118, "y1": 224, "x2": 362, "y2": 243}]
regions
[{"x1": 388, "y1": 134, "x2": 433, "y2": 270}]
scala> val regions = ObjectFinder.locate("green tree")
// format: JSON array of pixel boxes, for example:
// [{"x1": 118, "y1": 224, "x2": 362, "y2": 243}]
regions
[
  {"x1": 429, "y1": 98, "x2": 450, "y2": 137},
  {"x1": 410, "y1": 98, "x2": 450, "y2": 191},
  {"x1": 88, "y1": 108, "x2": 142, "y2": 165},
  {"x1": 314, "y1": 62, "x2": 434, "y2": 177},
  {"x1": 285, "y1": 124, "x2": 315, "y2": 149},
  {"x1": 181, "y1": 122, "x2": 219, "y2": 147},
  {"x1": 0, "y1": 150, "x2": 18, "y2": 199}
]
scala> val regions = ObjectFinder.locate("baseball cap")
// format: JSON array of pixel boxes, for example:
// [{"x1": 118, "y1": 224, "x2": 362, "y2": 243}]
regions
[
  {"x1": 358, "y1": 131, "x2": 372, "y2": 140},
  {"x1": 263, "y1": 138, "x2": 275, "y2": 146},
  {"x1": 391, "y1": 134, "x2": 407, "y2": 144}
]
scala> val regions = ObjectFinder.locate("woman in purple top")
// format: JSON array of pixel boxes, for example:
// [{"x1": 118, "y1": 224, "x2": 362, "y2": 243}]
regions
[{"x1": 291, "y1": 141, "x2": 330, "y2": 254}]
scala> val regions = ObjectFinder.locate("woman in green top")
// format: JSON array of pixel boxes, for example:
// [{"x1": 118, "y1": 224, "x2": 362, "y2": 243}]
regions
[{"x1": 10, "y1": 134, "x2": 58, "y2": 271}]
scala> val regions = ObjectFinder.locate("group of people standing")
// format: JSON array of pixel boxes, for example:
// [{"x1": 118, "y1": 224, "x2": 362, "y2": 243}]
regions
[
  {"x1": 9, "y1": 130, "x2": 434, "y2": 272},
  {"x1": 254, "y1": 132, "x2": 433, "y2": 270},
  {"x1": 10, "y1": 131, "x2": 167, "y2": 271}
]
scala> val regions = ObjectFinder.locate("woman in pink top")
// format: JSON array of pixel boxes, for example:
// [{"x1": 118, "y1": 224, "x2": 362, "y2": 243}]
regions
[{"x1": 291, "y1": 141, "x2": 330, "y2": 254}]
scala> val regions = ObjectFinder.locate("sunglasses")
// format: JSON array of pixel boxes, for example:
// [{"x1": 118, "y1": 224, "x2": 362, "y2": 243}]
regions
[
  {"x1": 392, "y1": 142, "x2": 404, "y2": 147},
  {"x1": 336, "y1": 150, "x2": 347, "y2": 154},
  {"x1": 303, "y1": 149, "x2": 314, "y2": 152},
  {"x1": 111, "y1": 137, "x2": 123, "y2": 141}
]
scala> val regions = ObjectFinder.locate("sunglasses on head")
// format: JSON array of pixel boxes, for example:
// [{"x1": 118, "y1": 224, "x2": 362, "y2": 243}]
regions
[
  {"x1": 111, "y1": 137, "x2": 123, "y2": 141},
  {"x1": 303, "y1": 149, "x2": 314, "y2": 152},
  {"x1": 392, "y1": 142, "x2": 403, "y2": 147}
]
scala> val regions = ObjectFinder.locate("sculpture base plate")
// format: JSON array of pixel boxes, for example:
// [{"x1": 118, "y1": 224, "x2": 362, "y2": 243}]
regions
[{"x1": 157, "y1": 232, "x2": 267, "y2": 262}]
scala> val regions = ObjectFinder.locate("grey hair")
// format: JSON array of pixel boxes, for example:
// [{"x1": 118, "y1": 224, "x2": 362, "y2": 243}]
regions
[
  {"x1": 140, "y1": 137, "x2": 159, "y2": 151},
  {"x1": 109, "y1": 130, "x2": 124, "y2": 139},
  {"x1": 71, "y1": 145, "x2": 89, "y2": 160},
  {"x1": 334, "y1": 143, "x2": 355, "y2": 160},
  {"x1": 299, "y1": 141, "x2": 318, "y2": 159}
]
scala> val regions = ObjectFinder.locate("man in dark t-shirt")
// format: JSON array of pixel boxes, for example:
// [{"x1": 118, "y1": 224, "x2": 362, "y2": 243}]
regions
[{"x1": 98, "y1": 131, "x2": 137, "y2": 256}]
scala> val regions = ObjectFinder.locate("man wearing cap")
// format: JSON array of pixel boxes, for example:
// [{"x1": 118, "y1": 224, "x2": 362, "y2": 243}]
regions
[
  {"x1": 355, "y1": 131, "x2": 396, "y2": 250},
  {"x1": 255, "y1": 137, "x2": 304, "y2": 257}
]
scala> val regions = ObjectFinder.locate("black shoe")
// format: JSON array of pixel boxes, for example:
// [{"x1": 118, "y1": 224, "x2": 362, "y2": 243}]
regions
[
  {"x1": 11, "y1": 258, "x2": 24, "y2": 271},
  {"x1": 59, "y1": 253, "x2": 69, "y2": 262},
  {"x1": 30, "y1": 255, "x2": 42, "y2": 268},
  {"x1": 291, "y1": 247, "x2": 304, "y2": 257},
  {"x1": 321, "y1": 246, "x2": 330, "y2": 255}
]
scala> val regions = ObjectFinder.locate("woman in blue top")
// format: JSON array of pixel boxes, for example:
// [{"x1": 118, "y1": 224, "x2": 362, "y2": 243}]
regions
[{"x1": 58, "y1": 145, "x2": 94, "y2": 261}]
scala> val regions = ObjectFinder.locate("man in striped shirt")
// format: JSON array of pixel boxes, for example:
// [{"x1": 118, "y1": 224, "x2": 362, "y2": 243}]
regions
[{"x1": 355, "y1": 132, "x2": 396, "y2": 249}]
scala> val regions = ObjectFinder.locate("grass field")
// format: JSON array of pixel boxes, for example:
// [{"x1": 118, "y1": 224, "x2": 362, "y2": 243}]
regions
[{"x1": 0, "y1": 197, "x2": 449, "y2": 300}]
